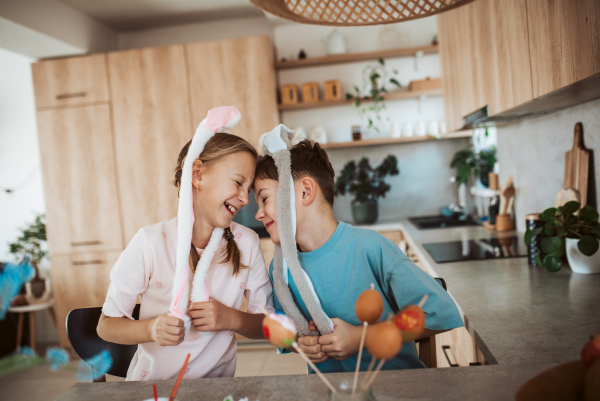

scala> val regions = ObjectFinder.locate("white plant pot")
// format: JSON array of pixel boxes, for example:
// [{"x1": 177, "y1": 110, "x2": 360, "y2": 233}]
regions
[{"x1": 566, "y1": 238, "x2": 600, "y2": 274}]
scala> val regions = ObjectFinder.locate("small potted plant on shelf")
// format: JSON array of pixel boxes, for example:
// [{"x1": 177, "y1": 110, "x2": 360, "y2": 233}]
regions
[
  {"x1": 524, "y1": 201, "x2": 600, "y2": 274},
  {"x1": 335, "y1": 155, "x2": 399, "y2": 225},
  {"x1": 450, "y1": 145, "x2": 497, "y2": 187}
]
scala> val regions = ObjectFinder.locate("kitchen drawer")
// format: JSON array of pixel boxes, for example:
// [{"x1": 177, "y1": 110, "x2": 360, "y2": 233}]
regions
[
  {"x1": 436, "y1": 326, "x2": 485, "y2": 368},
  {"x1": 51, "y1": 251, "x2": 120, "y2": 348},
  {"x1": 32, "y1": 54, "x2": 109, "y2": 109}
]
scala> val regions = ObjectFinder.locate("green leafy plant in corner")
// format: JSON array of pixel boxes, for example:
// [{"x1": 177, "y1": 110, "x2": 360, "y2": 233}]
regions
[
  {"x1": 524, "y1": 201, "x2": 600, "y2": 272},
  {"x1": 450, "y1": 145, "x2": 497, "y2": 186},
  {"x1": 334, "y1": 155, "x2": 399, "y2": 202},
  {"x1": 345, "y1": 58, "x2": 402, "y2": 133},
  {"x1": 8, "y1": 214, "x2": 47, "y2": 279}
]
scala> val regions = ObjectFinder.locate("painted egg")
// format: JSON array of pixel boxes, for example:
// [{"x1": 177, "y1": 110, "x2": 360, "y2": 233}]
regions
[
  {"x1": 394, "y1": 305, "x2": 426, "y2": 342},
  {"x1": 365, "y1": 321, "x2": 403, "y2": 360},
  {"x1": 262, "y1": 312, "x2": 297, "y2": 349},
  {"x1": 355, "y1": 289, "x2": 384, "y2": 324}
]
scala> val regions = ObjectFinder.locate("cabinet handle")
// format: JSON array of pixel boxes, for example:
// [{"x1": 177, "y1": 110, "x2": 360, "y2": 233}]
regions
[
  {"x1": 72, "y1": 260, "x2": 104, "y2": 266},
  {"x1": 71, "y1": 240, "x2": 102, "y2": 246},
  {"x1": 56, "y1": 92, "x2": 86, "y2": 100},
  {"x1": 442, "y1": 345, "x2": 459, "y2": 367}
]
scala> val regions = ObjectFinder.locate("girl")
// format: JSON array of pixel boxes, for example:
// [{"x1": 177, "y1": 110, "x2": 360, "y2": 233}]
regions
[{"x1": 97, "y1": 109, "x2": 274, "y2": 381}]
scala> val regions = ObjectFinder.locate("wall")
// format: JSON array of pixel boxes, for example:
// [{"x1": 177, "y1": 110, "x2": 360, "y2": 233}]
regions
[
  {"x1": 497, "y1": 98, "x2": 600, "y2": 233},
  {"x1": 118, "y1": 16, "x2": 273, "y2": 50}
]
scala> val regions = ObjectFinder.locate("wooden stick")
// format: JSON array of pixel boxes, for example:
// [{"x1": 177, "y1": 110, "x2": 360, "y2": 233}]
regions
[
  {"x1": 153, "y1": 384, "x2": 158, "y2": 401},
  {"x1": 292, "y1": 342, "x2": 337, "y2": 395},
  {"x1": 418, "y1": 294, "x2": 429, "y2": 308},
  {"x1": 359, "y1": 357, "x2": 377, "y2": 392},
  {"x1": 169, "y1": 353, "x2": 190, "y2": 401},
  {"x1": 351, "y1": 322, "x2": 368, "y2": 396},
  {"x1": 360, "y1": 359, "x2": 386, "y2": 393}
]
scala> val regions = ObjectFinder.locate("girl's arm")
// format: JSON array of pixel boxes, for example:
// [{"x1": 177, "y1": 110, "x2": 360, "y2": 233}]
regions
[
  {"x1": 189, "y1": 299, "x2": 265, "y2": 339},
  {"x1": 97, "y1": 312, "x2": 185, "y2": 346}
]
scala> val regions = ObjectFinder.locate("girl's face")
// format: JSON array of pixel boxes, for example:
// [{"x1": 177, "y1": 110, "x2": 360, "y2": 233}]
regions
[
  {"x1": 254, "y1": 178, "x2": 280, "y2": 245},
  {"x1": 193, "y1": 151, "x2": 256, "y2": 229}
]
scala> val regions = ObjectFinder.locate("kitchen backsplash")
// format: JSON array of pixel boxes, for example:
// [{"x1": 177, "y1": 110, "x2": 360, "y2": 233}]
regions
[
  {"x1": 328, "y1": 137, "x2": 470, "y2": 224},
  {"x1": 497, "y1": 98, "x2": 600, "y2": 232}
]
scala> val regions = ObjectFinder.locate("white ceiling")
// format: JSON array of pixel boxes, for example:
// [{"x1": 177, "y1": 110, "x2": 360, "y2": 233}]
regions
[{"x1": 59, "y1": 0, "x2": 265, "y2": 31}]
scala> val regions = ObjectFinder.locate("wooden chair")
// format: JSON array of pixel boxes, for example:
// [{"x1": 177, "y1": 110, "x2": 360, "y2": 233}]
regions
[
  {"x1": 66, "y1": 304, "x2": 140, "y2": 381},
  {"x1": 415, "y1": 277, "x2": 447, "y2": 368}
]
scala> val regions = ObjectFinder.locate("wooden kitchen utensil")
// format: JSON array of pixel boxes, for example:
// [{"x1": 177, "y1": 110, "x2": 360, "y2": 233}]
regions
[
  {"x1": 554, "y1": 188, "x2": 580, "y2": 208},
  {"x1": 500, "y1": 175, "x2": 515, "y2": 215},
  {"x1": 561, "y1": 122, "x2": 589, "y2": 207}
]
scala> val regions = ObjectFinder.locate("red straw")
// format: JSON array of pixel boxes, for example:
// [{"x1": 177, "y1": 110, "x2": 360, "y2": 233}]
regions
[
  {"x1": 153, "y1": 384, "x2": 158, "y2": 401},
  {"x1": 169, "y1": 353, "x2": 190, "y2": 401}
]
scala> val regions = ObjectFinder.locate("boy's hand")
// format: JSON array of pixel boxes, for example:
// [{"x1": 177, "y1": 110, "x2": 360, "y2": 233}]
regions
[
  {"x1": 297, "y1": 335, "x2": 328, "y2": 364},
  {"x1": 319, "y1": 318, "x2": 362, "y2": 361},
  {"x1": 149, "y1": 312, "x2": 184, "y2": 346},
  {"x1": 189, "y1": 298, "x2": 236, "y2": 332}
]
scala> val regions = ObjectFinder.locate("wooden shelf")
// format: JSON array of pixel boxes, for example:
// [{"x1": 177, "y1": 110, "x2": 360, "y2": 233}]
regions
[
  {"x1": 275, "y1": 44, "x2": 438, "y2": 70},
  {"x1": 320, "y1": 132, "x2": 471, "y2": 150},
  {"x1": 278, "y1": 88, "x2": 442, "y2": 111}
]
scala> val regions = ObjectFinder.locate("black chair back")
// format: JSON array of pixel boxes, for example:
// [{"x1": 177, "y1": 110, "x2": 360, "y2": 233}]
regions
[{"x1": 66, "y1": 305, "x2": 140, "y2": 378}]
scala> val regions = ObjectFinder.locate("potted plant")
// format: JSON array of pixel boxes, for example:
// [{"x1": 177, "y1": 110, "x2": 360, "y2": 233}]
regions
[
  {"x1": 450, "y1": 145, "x2": 497, "y2": 187},
  {"x1": 335, "y1": 155, "x2": 399, "y2": 225},
  {"x1": 8, "y1": 214, "x2": 48, "y2": 298},
  {"x1": 345, "y1": 58, "x2": 402, "y2": 135},
  {"x1": 524, "y1": 201, "x2": 600, "y2": 274}
]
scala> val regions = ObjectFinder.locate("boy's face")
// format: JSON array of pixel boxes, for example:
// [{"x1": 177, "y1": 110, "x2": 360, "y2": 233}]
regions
[{"x1": 254, "y1": 178, "x2": 280, "y2": 245}]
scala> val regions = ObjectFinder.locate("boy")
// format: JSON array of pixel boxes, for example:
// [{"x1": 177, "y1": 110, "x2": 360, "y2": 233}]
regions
[{"x1": 254, "y1": 138, "x2": 463, "y2": 373}]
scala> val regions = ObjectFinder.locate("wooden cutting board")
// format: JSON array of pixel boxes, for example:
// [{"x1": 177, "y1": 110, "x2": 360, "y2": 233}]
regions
[{"x1": 563, "y1": 122, "x2": 589, "y2": 207}]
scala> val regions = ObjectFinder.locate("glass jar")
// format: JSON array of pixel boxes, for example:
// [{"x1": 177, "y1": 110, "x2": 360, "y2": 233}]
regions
[{"x1": 526, "y1": 213, "x2": 544, "y2": 266}]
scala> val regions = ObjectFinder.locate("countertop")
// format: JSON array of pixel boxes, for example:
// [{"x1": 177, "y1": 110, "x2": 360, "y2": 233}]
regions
[
  {"x1": 362, "y1": 219, "x2": 600, "y2": 366},
  {"x1": 54, "y1": 364, "x2": 555, "y2": 401}
]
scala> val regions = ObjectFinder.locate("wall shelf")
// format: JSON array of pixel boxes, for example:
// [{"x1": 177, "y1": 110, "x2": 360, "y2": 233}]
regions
[
  {"x1": 320, "y1": 132, "x2": 472, "y2": 150},
  {"x1": 278, "y1": 88, "x2": 442, "y2": 111},
  {"x1": 275, "y1": 44, "x2": 438, "y2": 70}
]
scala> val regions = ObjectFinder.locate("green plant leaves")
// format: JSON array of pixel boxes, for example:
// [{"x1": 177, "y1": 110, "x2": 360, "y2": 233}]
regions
[
  {"x1": 389, "y1": 78, "x2": 401, "y2": 87},
  {"x1": 580, "y1": 206, "x2": 600, "y2": 221},
  {"x1": 577, "y1": 236, "x2": 600, "y2": 256},
  {"x1": 543, "y1": 255, "x2": 562, "y2": 272},
  {"x1": 540, "y1": 208, "x2": 557, "y2": 221},
  {"x1": 595, "y1": 226, "x2": 600, "y2": 239},
  {"x1": 541, "y1": 236, "x2": 562, "y2": 254},
  {"x1": 562, "y1": 201, "x2": 581, "y2": 216},
  {"x1": 524, "y1": 227, "x2": 543, "y2": 246}
]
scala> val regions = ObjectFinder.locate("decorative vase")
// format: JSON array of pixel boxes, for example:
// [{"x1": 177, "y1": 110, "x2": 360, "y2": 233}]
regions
[
  {"x1": 566, "y1": 238, "x2": 600, "y2": 274},
  {"x1": 351, "y1": 199, "x2": 379, "y2": 225}
]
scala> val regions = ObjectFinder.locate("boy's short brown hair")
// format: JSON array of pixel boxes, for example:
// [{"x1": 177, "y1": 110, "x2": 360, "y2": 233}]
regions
[{"x1": 255, "y1": 140, "x2": 335, "y2": 205}]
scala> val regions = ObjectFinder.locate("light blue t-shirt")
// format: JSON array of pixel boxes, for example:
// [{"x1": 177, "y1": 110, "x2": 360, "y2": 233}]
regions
[{"x1": 268, "y1": 221, "x2": 464, "y2": 373}]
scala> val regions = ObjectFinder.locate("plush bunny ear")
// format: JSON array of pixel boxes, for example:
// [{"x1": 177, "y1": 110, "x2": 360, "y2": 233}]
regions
[{"x1": 170, "y1": 106, "x2": 241, "y2": 325}]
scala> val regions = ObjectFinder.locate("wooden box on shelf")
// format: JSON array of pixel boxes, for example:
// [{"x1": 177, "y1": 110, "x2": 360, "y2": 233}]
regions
[
  {"x1": 324, "y1": 80, "x2": 342, "y2": 100},
  {"x1": 280, "y1": 84, "x2": 299, "y2": 104},
  {"x1": 409, "y1": 77, "x2": 442, "y2": 91},
  {"x1": 302, "y1": 82, "x2": 320, "y2": 102}
]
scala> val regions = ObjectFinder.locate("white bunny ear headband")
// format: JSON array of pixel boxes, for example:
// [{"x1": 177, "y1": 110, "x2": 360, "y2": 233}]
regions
[
  {"x1": 170, "y1": 106, "x2": 241, "y2": 332},
  {"x1": 260, "y1": 124, "x2": 334, "y2": 336}
]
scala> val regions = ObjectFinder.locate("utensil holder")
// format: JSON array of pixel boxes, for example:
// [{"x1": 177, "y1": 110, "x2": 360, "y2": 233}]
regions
[{"x1": 495, "y1": 214, "x2": 514, "y2": 232}]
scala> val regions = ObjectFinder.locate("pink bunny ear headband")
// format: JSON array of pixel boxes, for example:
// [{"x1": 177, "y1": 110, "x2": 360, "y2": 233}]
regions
[{"x1": 170, "y1": 106, "x2": 241, "y2": 331}]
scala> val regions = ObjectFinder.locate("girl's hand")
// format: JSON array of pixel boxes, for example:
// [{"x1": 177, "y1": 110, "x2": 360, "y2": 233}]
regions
[
  {"x1": 189, "y1": 298, "x2": 236, "y2": 332},
  {"x1": 149, "y1": 312, "x2": 184, "y2": 346},
  {"x1": 319, "y1": 318, "x2": 363, "y2": 361}
]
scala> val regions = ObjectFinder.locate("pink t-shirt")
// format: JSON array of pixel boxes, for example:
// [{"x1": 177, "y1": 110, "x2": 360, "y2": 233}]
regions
[{"x1": 102, "y1": 218, "x2": 274, "y2": 381}]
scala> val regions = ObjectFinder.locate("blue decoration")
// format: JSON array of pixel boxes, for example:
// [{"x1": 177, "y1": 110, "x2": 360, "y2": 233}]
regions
[
  {"x1": 45, "y1": 347, "x2": 70, "y2": 371},
  {"x1": 77, "y1": 350, "x2": 112, "y2": 381},
  {"x1": 0, "y1": 261, "x2": 35, "y2": 319}
]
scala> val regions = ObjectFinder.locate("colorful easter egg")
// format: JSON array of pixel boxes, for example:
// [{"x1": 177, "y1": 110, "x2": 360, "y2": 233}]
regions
[
  {"x1": 365, "y1": 320, "x2": 403, "y2": 360},
  {"x1": 394, "y1": 305, "x2": 426, "y2": 342},
  {"x1": 355, "y1": 288, "x2": 384, "y2": 324},
  {"x1": 262, "y1": 312, "x2": 297, "y2": 349}
]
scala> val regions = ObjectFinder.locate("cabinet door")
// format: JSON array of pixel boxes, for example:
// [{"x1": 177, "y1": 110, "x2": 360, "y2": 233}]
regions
[
  {"x1": 108, "y1": 45, "x2": 192, "y2": 244},
  {"x1": 186, "y1": 36, "x2": 279, "y2": 151},
  {"x1": 51, "y1": 251, "x2": 121, "y2": 348},
  {"x1": 527, "y1": 0, "x2": 600, "y2": 98},
  {"x1": 486, "y1": 0, "x2": 533, "y2": 114},
  {"x1": 36, "y1": 105, "x2": 123, "y2": 255},
  {"x1": 31, "y1": 54, "x2": 109, "y2": 109}
]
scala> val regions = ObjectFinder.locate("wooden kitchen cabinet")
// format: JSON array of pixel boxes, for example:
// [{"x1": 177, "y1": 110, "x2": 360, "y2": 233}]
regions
[
  {"x1": 51, "y1": 251, "x2": 121, "y2": 348},
  {"x1": 527, "y1": 0, "x2": 600, "y2": 98},
  {"x1": 31, "y1": 54, "x2": 109, "y2": 109},
  {"x1": 108, "y1": 45, "x2": 192, "y2": 244},
  {"x1": 186, "y1": 36, "x2": 279, "y2": 151},
  {"x1": 436, "y1": 326, "x2": 485, "y2": 368},
  {"x1": 36, "y1": 104, "x2": 123, "y2": 255}
]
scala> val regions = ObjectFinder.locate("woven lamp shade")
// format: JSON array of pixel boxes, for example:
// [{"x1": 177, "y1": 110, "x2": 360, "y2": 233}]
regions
[{"x1": 250, "y1": 0, "x2": 475, "y2": 26}]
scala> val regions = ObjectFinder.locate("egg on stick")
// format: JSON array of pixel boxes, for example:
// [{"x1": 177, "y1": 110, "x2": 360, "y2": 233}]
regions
[
  {"x1": 394, "y1": 294, "x2": 428, "y2": 342},
  {"x1": 352, "y1": 284, "x2": 384, "y2": 396},
  {"x1": 360, "y1": 320, "x2": 403, "y2": 393}
]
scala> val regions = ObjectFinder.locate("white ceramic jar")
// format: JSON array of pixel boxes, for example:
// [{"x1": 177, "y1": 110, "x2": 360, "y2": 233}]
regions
[{"x1": 566, "y1": 238, "x2": 600, "y2": 274}]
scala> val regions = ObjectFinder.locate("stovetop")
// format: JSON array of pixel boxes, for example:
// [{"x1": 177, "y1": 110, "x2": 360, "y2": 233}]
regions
[{"x1": 422, "y1": 236, "x2": 527, "y2": 264}]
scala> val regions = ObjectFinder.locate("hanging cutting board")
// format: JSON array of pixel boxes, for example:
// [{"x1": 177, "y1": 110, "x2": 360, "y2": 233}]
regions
[{"x1": 562, "y1": 122, "x2": 589, "y2": 207}]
